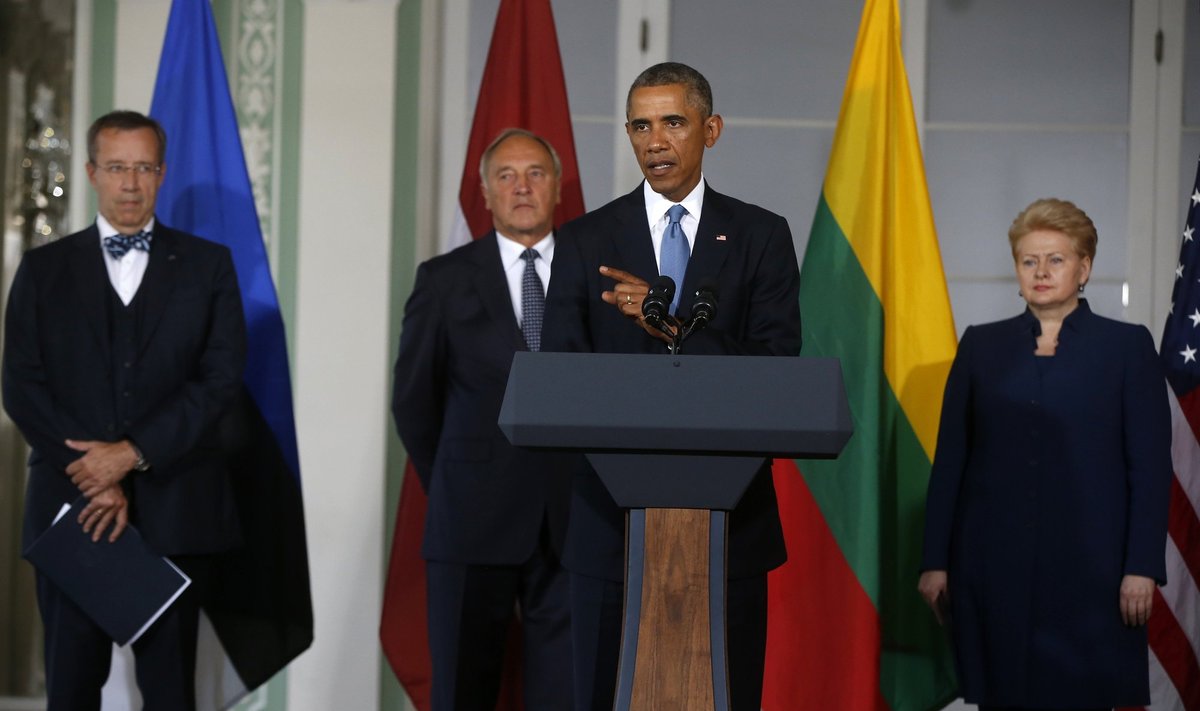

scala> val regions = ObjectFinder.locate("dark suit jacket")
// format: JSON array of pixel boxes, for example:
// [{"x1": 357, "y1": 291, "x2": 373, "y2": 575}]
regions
[
  {"x1": 542, "y1": 183, "x2": 802, "y2": 581},
  {"x1": 392, "y1": 233, "x2": 573, "y2": 565},
  {"x1": 920, "y1": 300, "x2": 1171, "y2": 707},
  {"x1": 3, "y1": 223, "x2": 247, "y2": 557}
]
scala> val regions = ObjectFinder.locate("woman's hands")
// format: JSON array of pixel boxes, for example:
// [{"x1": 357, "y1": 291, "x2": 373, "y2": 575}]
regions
[
  {"x1": 918, "y1": 570, "x2": 950, "y2": 626},
  {"x1": 1120, "y1": 574, "x2": 1155, "y2": 626}
]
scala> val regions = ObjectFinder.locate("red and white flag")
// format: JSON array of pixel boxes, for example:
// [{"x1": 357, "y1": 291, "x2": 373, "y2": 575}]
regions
[
  {"x1": 379, "y1": 0, "x2": 584, "y2": 708},
  {"x1": 1148, "y1": 155, "x2": 1200, "y2": 710},
  {"x1": 445, "y1": 0, "x2": 586, "y2": 250}
]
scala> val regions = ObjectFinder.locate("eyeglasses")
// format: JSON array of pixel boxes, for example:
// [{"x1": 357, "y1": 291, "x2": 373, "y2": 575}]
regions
[{"x1": 97, "y1": 163, "x2": 162, "y2": 177}]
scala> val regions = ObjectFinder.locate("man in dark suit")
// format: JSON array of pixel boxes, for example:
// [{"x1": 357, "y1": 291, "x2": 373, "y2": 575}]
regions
[
  {"x1": 392, "y1": 128, "x2": 574, "y2": 710},
  {"x1": 542, "y1": 62, "x2": 802, "y2": 711},
  {"x1": 1, "y1": 110, "x2": 246, "y2": 710}
]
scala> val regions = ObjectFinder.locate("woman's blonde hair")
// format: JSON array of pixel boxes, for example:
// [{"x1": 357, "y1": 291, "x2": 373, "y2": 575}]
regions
[{"x1": 1007, "y1": 198, "x2": 1097, "y2": 262}]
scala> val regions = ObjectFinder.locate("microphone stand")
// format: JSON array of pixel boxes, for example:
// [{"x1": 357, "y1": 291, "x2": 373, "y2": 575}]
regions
[{"x1": 648, "y1": 315, "x2": 682, "y2": 354}]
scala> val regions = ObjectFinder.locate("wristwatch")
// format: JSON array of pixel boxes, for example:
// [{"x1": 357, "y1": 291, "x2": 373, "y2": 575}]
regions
[{"x1": 130, "y1": 442, "x2": 151, "y2": 472}]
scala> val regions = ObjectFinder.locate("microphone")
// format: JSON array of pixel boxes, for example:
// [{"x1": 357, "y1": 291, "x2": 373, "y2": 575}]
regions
[
  {"x1": 687, "y1": 278, "x2": 719, "y2": 331},
  {"x1": 641, "y1": 275, "x2": 676, "y2": 328}
]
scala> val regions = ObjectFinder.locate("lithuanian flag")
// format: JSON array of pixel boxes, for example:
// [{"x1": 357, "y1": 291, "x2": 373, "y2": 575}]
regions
[{"x1": 762, "y1": 0, "x2": 959, "y2": 708}]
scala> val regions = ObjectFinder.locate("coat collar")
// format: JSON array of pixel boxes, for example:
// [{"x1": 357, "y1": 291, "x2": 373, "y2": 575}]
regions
[
  {"x1": 617, "y1": 181, "x2": 734, "y2": 317},
  {"x1": 1018, "y1": 298, "x2": 1094, "y2": 336},
  {"x1": 67, "y1": 225, "x2": 111, "y2": 353},
  {"x1": 685, "y1": 185, "x2": 733, "y2": 317},
  {"x1": 610, "y1": 186, "x2": 658, "y2": 285},
  {"x1": 471, "y1": 232, "x2": 526, "y2": 351},
  {"x1": 135, "y1": 223, "x2": 180, "y2": 355},
  {"x1": 67, "y1": 221, "x2": 183, "y2": 356},
  {"x1": 1017, "y1": 298, "x2": 1095, "y2": 359}
]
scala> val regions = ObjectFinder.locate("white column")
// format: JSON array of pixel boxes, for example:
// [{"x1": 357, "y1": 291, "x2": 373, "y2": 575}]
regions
[
  {"x1": 613, "y1": 0, "x2": 669, "y2": 196},
  {"x1": 112, "y1": 0, "x2": 172, "y2": 113},
  {"x1": 436, "y1": 0, "x2": 468, "y2": 255},
  {"x1": 1150, "y1": 0, "x2": 1187, "y2": 327},
  {"x1": 289, "y1": 0, "x2": 399, "y2": 708}
]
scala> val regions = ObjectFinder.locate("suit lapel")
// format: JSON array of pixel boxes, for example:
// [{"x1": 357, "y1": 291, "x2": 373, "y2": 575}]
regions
[
  {"x1": 137, "y1": 225, "x2": 179, "y2": 355},
  {"x1": 683, "y1": 184, "x2": 733, "y2": 315},
  {"x1": 67, "y1": 226, "x2": 112, "y2": 353},
  {"x1": 474, "y1": 234, "x2": 526, "y2": 351},
  {"x1": 612, "y1": 186, "x2": 659, "y2": 282}
]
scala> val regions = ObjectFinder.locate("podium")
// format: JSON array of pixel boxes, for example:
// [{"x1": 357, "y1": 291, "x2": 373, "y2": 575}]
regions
[{"x1": 499, "y1": 353, "x2": 852, "y2": 711}]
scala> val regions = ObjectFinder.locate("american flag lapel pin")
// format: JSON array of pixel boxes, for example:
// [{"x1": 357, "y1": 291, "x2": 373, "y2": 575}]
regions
[{"x1": 716, "y1": 234, "x2": 727, "y2": 241}]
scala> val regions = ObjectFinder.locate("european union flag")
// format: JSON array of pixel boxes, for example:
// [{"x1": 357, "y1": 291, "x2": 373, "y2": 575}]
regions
[{"x1": 149, "y1": 0, "x2": 312, "y2": 704}]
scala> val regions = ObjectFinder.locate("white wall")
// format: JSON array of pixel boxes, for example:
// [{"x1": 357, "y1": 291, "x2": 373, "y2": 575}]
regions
[{"x1": 289, "y1": 1, "x2": 398, "y2": 709}]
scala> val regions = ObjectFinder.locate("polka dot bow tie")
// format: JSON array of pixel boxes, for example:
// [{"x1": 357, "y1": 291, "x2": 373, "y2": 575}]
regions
[{"x1": 103, "y1": 230, "x2": 152, "y2": 260}]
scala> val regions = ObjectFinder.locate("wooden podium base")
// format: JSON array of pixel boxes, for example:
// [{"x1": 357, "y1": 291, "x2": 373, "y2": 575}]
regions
[{"x1": 614, "y1": 508, "x2": 729, "y2": 711}]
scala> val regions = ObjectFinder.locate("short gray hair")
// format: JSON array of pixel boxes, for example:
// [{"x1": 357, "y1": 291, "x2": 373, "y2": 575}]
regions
[{"x1": 478, "y1": 128, "x2": 563, "y2": 183}]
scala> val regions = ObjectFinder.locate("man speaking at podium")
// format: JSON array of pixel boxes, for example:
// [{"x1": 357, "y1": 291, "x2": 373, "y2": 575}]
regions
[{"x1": 542, "y1": 62, "x2": 801, "y2": 711}]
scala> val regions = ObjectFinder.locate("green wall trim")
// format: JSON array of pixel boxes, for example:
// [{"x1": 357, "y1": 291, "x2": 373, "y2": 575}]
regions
[
  {"x1": 212, "y1": 0, "x2": 234, "y2": 60},
  {"x1": 86, "y1": 0, "x2": 117, "y2": 218},
  {"x1": 381, "y1": 0, "x2": 423, "y2": 708},
  {"x1": 89, "y1": 0, "x2": 115, "y2": 119},
  {"x1": 275, "y1": 0, "x2": 303, "y2": 357}
]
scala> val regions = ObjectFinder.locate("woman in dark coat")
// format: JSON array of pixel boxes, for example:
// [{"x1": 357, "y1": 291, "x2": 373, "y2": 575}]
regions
[{"x1": 918, "y1": 198, "x2": 1173, "y2": 710}]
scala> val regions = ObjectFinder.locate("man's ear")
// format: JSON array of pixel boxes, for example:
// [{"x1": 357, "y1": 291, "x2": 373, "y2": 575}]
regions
[{"x1": 705, "y1": 114, "x2": 723, "y2": 148}]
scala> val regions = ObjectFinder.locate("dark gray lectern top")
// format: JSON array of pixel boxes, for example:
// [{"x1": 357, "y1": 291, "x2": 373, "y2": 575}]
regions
[{"x1": 498, "y1": 353, "x2": 852, "y2": 459}]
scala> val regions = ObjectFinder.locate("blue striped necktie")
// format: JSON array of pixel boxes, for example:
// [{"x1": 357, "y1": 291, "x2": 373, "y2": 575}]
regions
[
  {"x1": 520, "y1": 248, "x2": 544, "y2": 351},
  {"x1": 660, "y1": 204, "x2": 690, "y2": 314}
]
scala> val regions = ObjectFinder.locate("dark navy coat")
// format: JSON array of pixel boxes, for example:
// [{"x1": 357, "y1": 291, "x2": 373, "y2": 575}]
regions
[
  {"x1": 4, "y1": 224, "x2": 247, "y2": 557},
  {"x1": 921, "y1": 300, "x2": 1172, "y2": 708},
  {"x1": 542, "y1": 183, "x2": 802, "y2": 581},
  {"x1": 392, "y1": 232, "x2": 574, "y2": 565}
]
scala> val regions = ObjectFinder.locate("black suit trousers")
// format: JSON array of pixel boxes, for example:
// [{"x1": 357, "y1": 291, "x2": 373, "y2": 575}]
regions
[
  {"x1": 36, "y1": 555, "x2": 209, "y2": 711},
  {"x1": 425, "y1": 523, "x2": 573, "y2": 711}
]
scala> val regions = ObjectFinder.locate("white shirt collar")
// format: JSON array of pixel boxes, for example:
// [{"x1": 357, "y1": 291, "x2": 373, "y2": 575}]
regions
[
  {"x1": 495, "y1": 230, "x2": 555, "y2": 269},
  {"x1": 96, "y1": 214, "x2": 156, "y2": 239},
  {"x1": 643, "y1": 175, "x2": 706, "y2": 227}
]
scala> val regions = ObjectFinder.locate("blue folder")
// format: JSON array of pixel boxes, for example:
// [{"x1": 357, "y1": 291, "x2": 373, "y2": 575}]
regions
[{"x1": 23, "y1": 498, "x2": 191, "y2": 646}]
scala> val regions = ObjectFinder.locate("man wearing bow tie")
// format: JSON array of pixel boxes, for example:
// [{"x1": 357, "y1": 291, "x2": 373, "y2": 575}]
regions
[{"x1": 2, "y1": 110, "x2": 246, "y2": 710}]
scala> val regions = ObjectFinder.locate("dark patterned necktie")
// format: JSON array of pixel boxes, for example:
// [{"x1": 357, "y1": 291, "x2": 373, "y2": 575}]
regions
[
  {"x1": 660, "y1": 204, "x2": 690, "y2": 314},
  {"x1": 520, "y1": 248, "x2": 544, "y2": 352},
  {"x1": 103, "y1": 230, "x2": 152, "y2": 260}
]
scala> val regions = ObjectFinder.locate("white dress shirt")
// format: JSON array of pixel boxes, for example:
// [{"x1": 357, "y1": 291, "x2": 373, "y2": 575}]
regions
[
  {"x1": 97, "y1": 214, "x2": 155, "y2": 306},
  {"x1": 496, "y1": 231, "x2": 554, "y2": 325},
  {"x1": 643, "y1": 176, "x2": 706, "y2": 272}
]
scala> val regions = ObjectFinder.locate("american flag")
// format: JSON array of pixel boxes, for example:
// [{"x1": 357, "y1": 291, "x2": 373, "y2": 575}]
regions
[{"x1": 1151, "y1": 155, "x2": 1200, "y2": 710}]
